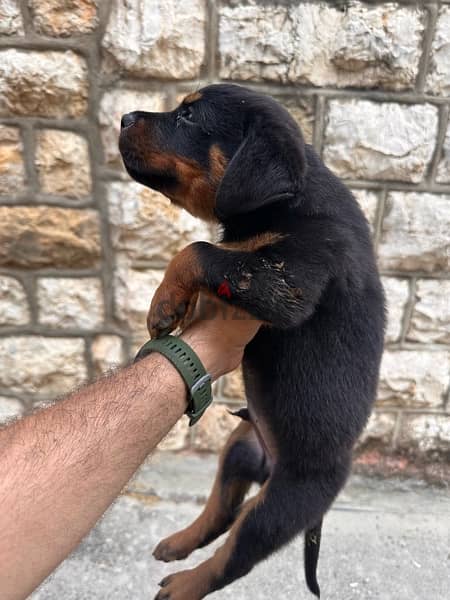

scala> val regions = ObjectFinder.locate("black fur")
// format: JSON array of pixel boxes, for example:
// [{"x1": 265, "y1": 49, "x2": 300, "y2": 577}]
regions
[{"x1": 120, "y1": 83, "x2": 385, "y2": 597}]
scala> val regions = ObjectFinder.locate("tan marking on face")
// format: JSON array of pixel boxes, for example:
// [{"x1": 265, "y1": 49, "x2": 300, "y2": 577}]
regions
[
  {"x1": 209, "y1": 144, "x2": 228, "y2": 185},
  {"x1": 184, "y1": 91, "x2": 202, "y2": 104},
  {"x1": 170, "y1": 155, "x2": 218, "y2": 222},
  {"x1": 220, "y1": 232, "x2": 287, "y2": 252}
]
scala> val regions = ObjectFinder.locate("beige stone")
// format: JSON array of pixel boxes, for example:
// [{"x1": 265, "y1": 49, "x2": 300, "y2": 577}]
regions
[
  {"x1": 29, "y1": 0, "x2": 98, "y2": 36},
  {"x1": 0, "y1": 336, "x2": 87, "y2": 397},
  {"x1": 0, "y1": 0, "x2": 23, "y2": 35},
  {"x1": 0, "y1": 206, "x2": 101, "y2": 269},
  {"x1": 99, "y1": 89, "x2": 165, "y2": 168},
  {"x1": 436, "y1": 119, "x2": 450, "y2": 183},
  {"x1": 114, "y1": 257, "x2": 164, "y2": 344},
  {"x1": 0, "y1": 397, "x2": 24, "y2": 423},
  {"x1": 351, "y1": 189, "x2": 379, "y2": 231},
  {"x1": 378, "y1": 350, "x2": 450, "y2": 409},
  {"x1": 398, "y1": 414, "x2": 450, "y2": 455},
  {"x1": 91, "y1": 335, "x2": 124, "y2": 376},
  {"x1": 219, "y1": 2, "x2": 423, "y2": 90},
  {"x1": 0, "y1": 276, "x2": 29, "y2": 326},
  {"x1": 192, "y1": 404, "x2": 238, "y2": 453},
  {"x1": 281, "y1": 96, "x2": 315, "y2": 144},
  {"x1": 378, "y1": 192, "x2": 450, "y2": 273},
  {"x1": 0, "y1": 49, "x2": 88, "y2": 117},
  {"x1": 37, "y1": 277, "x2": 104, "y2": 329},
  {"x1": 222, "y1": 367, "x2": 246, "y2": 402},
  {"x1": 35, "y1": 130, "x2": 91, "y2": 198},
  {"x1": 382, "y1": 277, "x2": 409, "y2": 343},
  {"x1": 102, "y1": 0, "x2": 206, "y2": 79},
  {"x1": 357, "y1": 412, "x2": 397, "y2": 448},
  {"x1": 426, "y1": 7, "x2": 450, "y2": 96},
  {"x1": 158, "y1": 416, "x2": 190, "y2": 452},
  {"x1": 324, "y1": 100, "x2": 438, "y2": 183},
  {"x1": 407, "y1": 280, "x2": 450, "y2": 344},
  {"x1": 0, "y1": 125, "x2": 25, "y2": 195},
  {"x1": 108, "y1": 181, "x2": 210, "y2": 266}
]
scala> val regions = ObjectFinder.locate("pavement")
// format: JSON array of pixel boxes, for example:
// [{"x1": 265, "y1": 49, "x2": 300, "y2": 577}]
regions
[{"x1": 31, "y1": 452, "x2": 450, "y2": 600}]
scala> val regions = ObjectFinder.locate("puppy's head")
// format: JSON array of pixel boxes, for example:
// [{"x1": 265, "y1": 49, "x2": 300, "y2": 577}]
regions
[{"x1": 119, "y1": 84, "x2": 306, "y2": 222}]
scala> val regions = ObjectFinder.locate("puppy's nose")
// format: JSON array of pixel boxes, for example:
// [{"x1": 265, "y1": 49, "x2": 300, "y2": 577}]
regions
[{"x1": 121, "y1": 112, "x2": 138, "y2": 129}]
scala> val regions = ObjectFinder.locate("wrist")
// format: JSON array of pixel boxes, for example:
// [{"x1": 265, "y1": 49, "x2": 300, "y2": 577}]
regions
[{"x1": 180, "y1": 330, "x2": 238, "y2": 381}]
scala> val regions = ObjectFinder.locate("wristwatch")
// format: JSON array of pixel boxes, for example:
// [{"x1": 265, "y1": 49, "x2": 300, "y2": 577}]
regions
[{"x1": 134, "y1": 335, "x2": 213, "y2": 426}]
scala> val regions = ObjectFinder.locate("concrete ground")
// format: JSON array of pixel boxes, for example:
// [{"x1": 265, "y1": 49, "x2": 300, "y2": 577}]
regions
[{"x1": 32, "y1": 452, "x2": 449, "y2": 600}]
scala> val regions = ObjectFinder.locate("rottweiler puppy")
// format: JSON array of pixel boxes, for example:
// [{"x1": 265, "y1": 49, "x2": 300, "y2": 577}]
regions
[{"x1": 119, "y1": 84, "x2": 385, "y2": 599}]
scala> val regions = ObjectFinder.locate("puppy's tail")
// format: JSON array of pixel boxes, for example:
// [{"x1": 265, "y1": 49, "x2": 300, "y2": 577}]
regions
[{"x1": 304, "y1": 518, "x2": 323, "y2": 598}]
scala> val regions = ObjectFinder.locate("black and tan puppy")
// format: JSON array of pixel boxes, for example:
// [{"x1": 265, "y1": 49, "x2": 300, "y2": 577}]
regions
[{"x1": 119, "y1": 84, "x2": 385, "y2": 599}]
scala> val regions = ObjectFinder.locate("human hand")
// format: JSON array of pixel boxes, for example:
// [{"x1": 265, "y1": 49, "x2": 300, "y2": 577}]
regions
[{"x1": 179, "y1": 293, "x2": 261, "y2": 380}]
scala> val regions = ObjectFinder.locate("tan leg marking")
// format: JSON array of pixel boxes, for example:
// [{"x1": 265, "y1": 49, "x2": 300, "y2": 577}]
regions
[
  {"x1": 147, "y1": 244, "x2": 204, "y2": 338},
  {"x1": 153, "y1": 421, "x2": 254, "y2": 562},
  {"x1": 154, "y1": 482, "x2": 269, "y2": 600}
]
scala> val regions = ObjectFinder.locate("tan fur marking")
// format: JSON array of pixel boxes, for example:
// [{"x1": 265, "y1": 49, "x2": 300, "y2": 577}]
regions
[
  {"x1": 153, "y1": 421, "x2": 254, "y2": 562},
  {"x1": 147, "y1": 244, "x2": 204, "y2": 337},
  {"x1": 184, "y1": 91, "x2": 203, "y2": 104},
  {"x1": 170, "y1": 156, "x2": 218, "y2": 222},
  {"x1": 209, "y1": 144, "x2": 228, "y2": 185},
  {"x1": 210, "y1": 479, "x2": 270, "y2": 578},
  {"x1": 221, "y1": 232, "x2": 286, "y2": 252}
]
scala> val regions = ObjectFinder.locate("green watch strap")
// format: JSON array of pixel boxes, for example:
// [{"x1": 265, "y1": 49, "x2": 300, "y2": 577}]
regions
[{"x1": 134, "y1": 335, "x2": 212, "y2": 426}]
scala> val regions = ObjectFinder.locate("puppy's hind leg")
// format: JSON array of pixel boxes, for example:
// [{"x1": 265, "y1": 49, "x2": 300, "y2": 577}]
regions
[
  {"x1": 155, "y1": 464, "x2": 348, "y2": 600},
  {"x1": 153, "y1": 415, "x2": 268, "y2": 563}
]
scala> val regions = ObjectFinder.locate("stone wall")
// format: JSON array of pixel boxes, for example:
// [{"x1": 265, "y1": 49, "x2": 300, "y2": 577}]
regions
[{"x1": 0, "y1": 0, "x2": 449, "y2": 459}]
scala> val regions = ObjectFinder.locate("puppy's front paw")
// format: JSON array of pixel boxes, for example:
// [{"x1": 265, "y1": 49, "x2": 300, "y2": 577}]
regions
[{"x1": 147, "y1": 282, "x2": 191, "y2": 339}]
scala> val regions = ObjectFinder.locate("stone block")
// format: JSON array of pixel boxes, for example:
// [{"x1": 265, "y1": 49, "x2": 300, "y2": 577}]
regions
[
  {"x1": 324, "y1": 100, "x2": 438, "y2": 183},
  {"x1": 37, "y1": 277, "x2": 104, "y2": 329},
  {"x1": 99, "y1": 89, "x2": 165, "y2": 168},
  {"x1": 107, "y1": 181, "x2": 210, "y2": 266},
  {"x1": 219, "y1": 2, "x2": 424, "y2": 90},
  {"x1": 382, "y1": 277, "x2": 409, "y2": 343},
  {"x1": 222, "y1": 367, "x2": 245, "y2": 402},
  {"x1": 114, "y1": 257, "x2": 164, "y2": 344},
  {"x1": 378, "y1": 192, "x2": 450, "y2": 273},
  {"x1": 28, "y1": 0, "x2": 98, "y2": 36},
  {"x1": 0, "y1": 206, "x2": 101, "y2": 269},
  {"x1": 378, "y1": 350, "x2": 450, "y2": 409},
  {"x1": 398, "y1": 414, "x2": 450, "y2": 455},
  {"x1": 436, "y1": 118, "x2": 450, "y2": 183},
  {"x1": 0, "y1": 125, "x2": 25, "y2": 195},
  {"x1": 192, "y1": 403, "x2": 237, "y2": 453},
  {"x1": 407, "y1": 279, "x2": 450, "y2": 344},
  {"x1": 91, "y1": 335, "x2": 124, "y2": 376},
  {"x1": 35, "y1": 130, "x2": 91, "y2": 198},
  {"x1": 280, "y1": 96, "x2": 315, "y2": 144},
  {"x1": 0, "y1": 336, "x2": 87, "y2": 397},
  {"x1": 158, "y1": 416, "x2": 190, "y2": 452},
  {"x1": 357, "y1": 411, "x2": 397, "y2": 448},
  {"x1": 0, "y1": 0, "x2": 23, "y2": 35},
  {"x1": 426, "y1": 7, "x2": 450, "y2": 96},
  {"x1": 352, "y1": 189, "x2": 379, "y2": 231},
  {"x1": 0, "y1": 397, "x2": 24, "y2": 423},
  {"x1": 102, "y1": 0, "x2": 206, "y2": 79},
  {"x1": 0, "y1": 276, "x2": 29, "y2": 326},
  {"x1": 0, "y1": 49, "x2": 88, "y2": 117}
]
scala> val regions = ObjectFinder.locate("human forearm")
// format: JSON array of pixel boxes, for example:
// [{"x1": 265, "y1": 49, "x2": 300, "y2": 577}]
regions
[
  {"x1": 0, "y1": 297, "x2": 260, "y2": 600},
  {"x1": 0, "y1": 352, "x2": 186, "y2": 600}
]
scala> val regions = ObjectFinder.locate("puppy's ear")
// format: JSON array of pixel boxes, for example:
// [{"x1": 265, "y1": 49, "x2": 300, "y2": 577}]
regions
[{"x1": 215, "y1": 113, "x2": 306, "y2": 220}]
